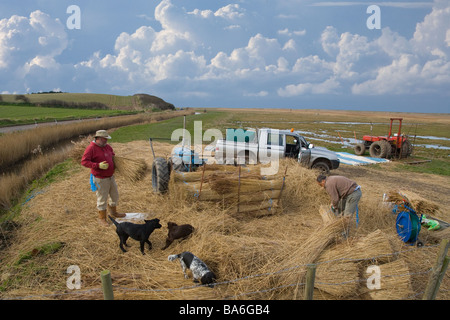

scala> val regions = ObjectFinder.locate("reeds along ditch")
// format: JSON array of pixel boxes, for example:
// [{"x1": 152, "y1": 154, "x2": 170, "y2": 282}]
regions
[{"x1": 0, "y1": 110, "x2": 190, "y2": 210}]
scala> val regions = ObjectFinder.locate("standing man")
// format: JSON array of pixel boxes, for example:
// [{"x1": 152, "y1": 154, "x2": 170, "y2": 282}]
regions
[
  {"x1": 317, "y1": 174, "x2": 362, "y2": 219},
  {"x1": 81, "y1": 129, "x2": 125, "y2": 227}
]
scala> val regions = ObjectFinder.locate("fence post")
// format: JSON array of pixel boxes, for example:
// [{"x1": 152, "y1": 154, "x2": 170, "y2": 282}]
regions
[
  {"x1": 423, "y1": 238, "x2": 449, "y2": 300},
  {"x1": 304, "y1": 264, "x2": 317, "y2": 300},
  {"x1": 101, "y1": 270, "x2": 114, "y2": 300}
]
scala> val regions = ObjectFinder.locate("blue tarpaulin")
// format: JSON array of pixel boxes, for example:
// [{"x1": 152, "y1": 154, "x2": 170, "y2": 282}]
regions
[{"x1": 336, "y1": 152, "x2": 390, "y2": 166}]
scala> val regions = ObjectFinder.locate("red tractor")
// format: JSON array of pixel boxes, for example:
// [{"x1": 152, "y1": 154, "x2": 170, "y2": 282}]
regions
[{"x1": 354, "y1": 118, "x2": 413, "y2": 159}]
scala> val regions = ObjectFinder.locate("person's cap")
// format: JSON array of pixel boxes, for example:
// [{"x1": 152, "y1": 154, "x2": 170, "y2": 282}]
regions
[{"x1": 94, "y1": 130, "x2": 111, "y2": 139}]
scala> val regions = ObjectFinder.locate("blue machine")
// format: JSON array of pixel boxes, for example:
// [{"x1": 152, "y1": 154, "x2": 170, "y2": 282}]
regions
[
  {"x1": 171, "y1": 146, "x2": 205, "y2": 172},
  {"x1": 393, "y1": 203, "x2": 423, "y2": 246}
]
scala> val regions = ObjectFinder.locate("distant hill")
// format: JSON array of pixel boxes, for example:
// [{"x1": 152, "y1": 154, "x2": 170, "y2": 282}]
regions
[{"x1": 0, "y1": 93, "x2": 175, "y2": 111}]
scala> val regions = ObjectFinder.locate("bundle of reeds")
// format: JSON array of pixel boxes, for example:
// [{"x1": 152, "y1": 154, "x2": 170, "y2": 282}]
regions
[
  {"x1": 69, "y1": 138, "x2": 148, "y2": 182},
  {"x1": 317, "y1": 229, "x2": 395, "y2": 264},
  {"x1": 315, "y1": 261, "x2": 360, "y2": 298},
  {"x1": 272, "y1": 217, "x2": 350, "y2": 298},
  {"x1": 361, "y1": 259, "x2": 413, "y2": 300},
  {"x1": 69, "y1": 135, "x2": 93, "y2": 163},
  {"x1": 113, "y1": 156, "x2": 147, "y2": 182},
  {"x1": 387, "y1": 189, "x2": 440, "y2": 216},
  {"x1": 319, "y1": 204, "x2": 336, "y2": 225}
]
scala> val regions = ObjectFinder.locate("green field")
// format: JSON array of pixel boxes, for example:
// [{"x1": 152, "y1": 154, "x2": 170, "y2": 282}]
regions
[
  {"x1": 110, "y1": 108, "x2": 450, "y2": 176},
  {"x1": 0, "y1": 104, "x2": 137, "y2": 126}
]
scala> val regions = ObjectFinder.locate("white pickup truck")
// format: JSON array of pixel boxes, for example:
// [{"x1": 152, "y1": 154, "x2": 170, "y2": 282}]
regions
[{"x1": 214, "y1": 128, "x2": 340, "y2": 173}]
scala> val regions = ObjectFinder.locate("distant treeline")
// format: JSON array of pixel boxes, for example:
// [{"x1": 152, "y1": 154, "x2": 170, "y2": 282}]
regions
[{"x1": 31, "y1": 90, "x2": 65, "y2": 94}]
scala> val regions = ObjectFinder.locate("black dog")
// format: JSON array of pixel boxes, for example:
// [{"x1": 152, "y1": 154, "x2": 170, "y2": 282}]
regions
[
  {"x1": 109, "y1": 216, "x2": 162, "y2": 255},
  {"x1": 161, "y1": 222, "x2": 195, "y2": 250},
  {"x1": 168, "y1": 251, "x2": 216, "y2": 287}
]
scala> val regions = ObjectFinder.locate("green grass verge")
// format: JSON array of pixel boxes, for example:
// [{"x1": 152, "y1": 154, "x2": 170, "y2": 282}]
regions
[{"x1": 111, "y1": 111, "x2": 230, "y2": 143}]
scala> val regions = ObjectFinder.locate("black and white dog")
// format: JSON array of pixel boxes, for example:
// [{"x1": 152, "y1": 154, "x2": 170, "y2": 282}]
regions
[{"x1": 168, "y1": 251, "x2": 216, "y2": 287}]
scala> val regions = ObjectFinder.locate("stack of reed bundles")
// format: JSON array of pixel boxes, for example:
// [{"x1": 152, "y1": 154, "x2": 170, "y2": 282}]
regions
[
  {"x1": 386, "y1": 189, "x2": 441, "y2": 216},
  {"x1": 171, "y1": 164, "x2": 286, "y2": 215},
  {"x1": 360, "y1": 258, "x2": 414, "y2": 300},
  {"x1": 314, "y1": 229, "x2": 414, "y2": 300}
]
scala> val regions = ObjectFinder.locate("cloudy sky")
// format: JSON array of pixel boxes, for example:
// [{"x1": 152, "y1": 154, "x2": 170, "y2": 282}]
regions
[{"x1": 0, "y1": 0, "x2": 449, "y2": 113}]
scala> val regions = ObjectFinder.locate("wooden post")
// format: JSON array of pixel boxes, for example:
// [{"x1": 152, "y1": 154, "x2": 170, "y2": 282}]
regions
[
  {"x1": 304, "y1": 264, "x2": 317, "y2": 300},
  {"x1": 276, "y1": 166, "x2": 288, "y2": 207},
  {"x1": 237, "y1": 166, "x2": 241, "y2": 213},
  {"x1": 423, "y1": 239, "x2": 449, "y2": 300},
  {"x1": 434, "y1": 255, "x2": 450, "y2": 298},
  {"x1": 198, "y1": 163, "x2": 206, "y2": 199},
  {"x1": 101, "y1": 270, "x2": 114, "y2": 300}
]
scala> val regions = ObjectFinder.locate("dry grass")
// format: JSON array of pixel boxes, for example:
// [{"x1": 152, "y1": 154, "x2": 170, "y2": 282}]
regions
[{"x1": 0, "y1": 140, "x2": 448, "y2": 300}]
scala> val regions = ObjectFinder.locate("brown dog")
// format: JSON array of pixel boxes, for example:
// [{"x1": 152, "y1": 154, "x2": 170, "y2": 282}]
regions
[{"x1": 161, "y1": 222, "x2": 194, "y2": 250}]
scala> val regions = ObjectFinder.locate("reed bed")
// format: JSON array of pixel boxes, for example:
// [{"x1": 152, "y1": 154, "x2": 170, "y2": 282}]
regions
[
  {"x1": 0, "y1": 140, "x2": 448, "y2": 300},
  {"x1": 0, "y1": 110, "x2": 191, "y2": 170}
]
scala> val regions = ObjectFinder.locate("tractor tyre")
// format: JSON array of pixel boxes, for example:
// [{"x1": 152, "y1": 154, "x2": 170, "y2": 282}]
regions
[
  {"x1": 369, "y1": 141, "x2": 389, "y2": 158},
  {"x1": 152, "y1": 157, "x2": 170, "y2": 194},
  {"x1": 380, "y1": 140, "x2": 392, "y2": 158},
  {"x1": 400, "y1": 140, "x2": 413, "y2": 158},
  {"x1": 354, "y1": 142, "x2": 366, "y2": 156}
]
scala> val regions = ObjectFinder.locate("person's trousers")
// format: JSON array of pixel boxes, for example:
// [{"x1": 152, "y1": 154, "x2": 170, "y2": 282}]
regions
[
  {"x1": 93, "y1": 176, "x2": 119, "y2": 211},
  {"x1": 339, "y1": 188, "x2": 362, "y2": 217}
]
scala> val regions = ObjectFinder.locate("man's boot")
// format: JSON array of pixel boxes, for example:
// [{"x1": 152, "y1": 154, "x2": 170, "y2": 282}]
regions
[
  {"x1": 108, "y1": 205, "x2": 126, "y2": 218},
  {"x1": 98, "y1": 209, "x2": 109, "y2": 227}
]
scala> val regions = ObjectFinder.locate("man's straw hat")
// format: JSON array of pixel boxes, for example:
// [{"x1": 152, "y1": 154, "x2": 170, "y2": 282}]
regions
[{"x1": 95, "y1": 130, "x2": 111, "y2": 139}]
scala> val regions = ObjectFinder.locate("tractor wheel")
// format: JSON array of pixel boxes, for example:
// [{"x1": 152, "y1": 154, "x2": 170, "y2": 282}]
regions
[
  {"x1": 400, "y1": 140, "x2": 413, "y2": 158},
  {"x1": 354, "y1": 142, "x2": 366, "y2": 156},
  {"x1": 152, "y1": 157, "x2": 170, "y2": 194},
  {"x1": 380, "y1": 140, "x2": 392, "y2": 158},
  {"x1": 369, "y1": 141, "x2": 383, "y2": 158}
]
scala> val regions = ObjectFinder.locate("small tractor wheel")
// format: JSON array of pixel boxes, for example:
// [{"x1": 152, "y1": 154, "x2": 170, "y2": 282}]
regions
[
  {"x1": 354, "y1": 142, "x2": 366, "y2": 156},
  {"x1": 152, "y1": 157, "x2": 170, "y2": 194}
]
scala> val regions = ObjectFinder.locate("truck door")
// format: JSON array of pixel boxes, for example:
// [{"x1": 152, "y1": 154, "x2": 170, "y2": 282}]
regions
[
  {"x1": 298, "y1": 136, "x2": 311, "y2": 167},
  {"x1": 259, "y1": 130, "x2": 284, "y2": 163}
]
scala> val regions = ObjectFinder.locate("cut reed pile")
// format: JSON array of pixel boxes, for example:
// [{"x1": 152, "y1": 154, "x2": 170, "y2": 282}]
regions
[
  {"x1": 171, "y1": 163, "x2": 287, "y2": 216},
  {"x1": 0, "y1": 141, "x2": 448, "y2": 300},
  {"x1": 387, "y1": 189, "x2": 443, "y2": 218}
]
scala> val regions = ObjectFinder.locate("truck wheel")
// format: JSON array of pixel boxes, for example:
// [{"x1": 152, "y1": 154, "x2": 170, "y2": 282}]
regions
[
  {"x1": 369, "y1": 141, "x2": 388, "y2": 158},
  {"x1": 152, "y1": 157, "x2": 170, "y2": 194},
  {"x1": 312, "y1": 161, "x2": 330, "y2": 174},
  {"x1": 354, "y1": 142, "x2": 366, "y2": 156}
]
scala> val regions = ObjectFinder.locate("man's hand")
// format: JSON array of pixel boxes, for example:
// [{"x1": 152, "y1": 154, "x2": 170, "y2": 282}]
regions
[{"x1": 99, "y1": 161, "x2": 109, "y2": 170}]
